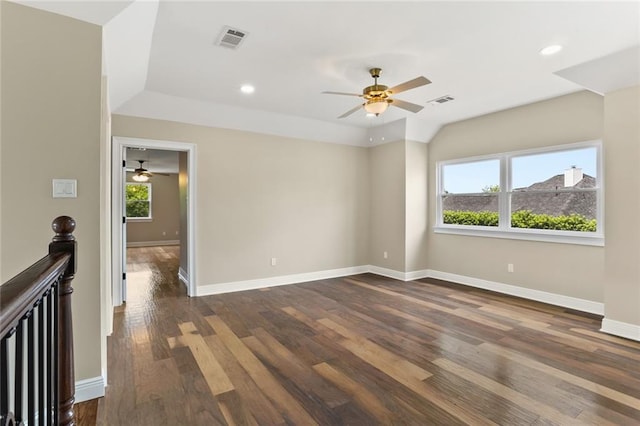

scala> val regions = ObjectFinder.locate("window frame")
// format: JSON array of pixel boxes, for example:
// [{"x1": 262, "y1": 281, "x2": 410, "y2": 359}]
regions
[
  {"x1": 435, "y1": 140, "x2": 603, "y2": 246},
  {"x1": 125, "y1": 182, "x2": 153, "y2": 221}
]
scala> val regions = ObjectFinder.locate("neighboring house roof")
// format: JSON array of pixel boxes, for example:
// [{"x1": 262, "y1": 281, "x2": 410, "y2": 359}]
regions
[
  {"x1": 443, "y1": 174, "x2": 596, "y2": 219},
  {"x1": 442, "y1": 193, "x2": 499, "y2": 213}
]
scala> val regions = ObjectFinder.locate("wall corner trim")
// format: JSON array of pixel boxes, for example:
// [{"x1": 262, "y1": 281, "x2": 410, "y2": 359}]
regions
[
  {"x1": 178, "y1": 267, "x2": 190, "y2": 288},
  {"x1": 75, "y1": 375, "x2": 105, "y2": 403},
  {"x1": 601, "y1": 318, "x2": 640, "y2": 342},
  {"x1": 367, "y1": 265, "x2": 429, "y2": 281}
]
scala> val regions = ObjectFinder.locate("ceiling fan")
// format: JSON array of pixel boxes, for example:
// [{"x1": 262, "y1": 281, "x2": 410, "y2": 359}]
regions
[
  {"x1": 128, "y1": 160, "x2": 173, "y2": 181},
  {"x1": 323, "y1": 68, "x2": 431, "y2": 118},
  {"x1": 132, "y1": 160, "x2": 153, "y2": 182}
]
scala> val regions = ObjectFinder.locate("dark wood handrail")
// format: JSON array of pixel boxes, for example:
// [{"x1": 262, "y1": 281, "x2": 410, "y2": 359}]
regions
[
  {"x1": 0, "y1": 253, "x2": 70, "y2": 338},
  {"x1": 0, "y1": 216, "x2": 78, "y2": 425}
]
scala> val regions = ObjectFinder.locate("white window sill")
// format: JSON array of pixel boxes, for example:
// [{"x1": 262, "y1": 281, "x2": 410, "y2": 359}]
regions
[
  {"x1": 127, "y1": 218, "x2": 152, "y2": 223},
  {"x1": 433, "y1": 225, "x2": 604, "y2": 247}
]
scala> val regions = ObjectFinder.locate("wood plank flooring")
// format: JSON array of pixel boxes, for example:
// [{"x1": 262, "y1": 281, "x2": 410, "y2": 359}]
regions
[{"x1": 80, "y1": 246, "x2": 640, "y2": 425}]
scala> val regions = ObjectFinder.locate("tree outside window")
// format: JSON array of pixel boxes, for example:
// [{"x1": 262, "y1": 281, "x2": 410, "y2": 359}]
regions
[{"x1": 126, "y1": 183, "x2": 151, "y2": 219}]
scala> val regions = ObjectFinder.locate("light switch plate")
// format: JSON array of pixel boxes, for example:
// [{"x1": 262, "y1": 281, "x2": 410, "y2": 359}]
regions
[{"x1": 52, "y1": 179, "x2": 77, "y2": 198}]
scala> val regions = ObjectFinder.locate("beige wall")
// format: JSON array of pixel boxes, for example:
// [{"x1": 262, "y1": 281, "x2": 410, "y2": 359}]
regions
[
  {"x1": 427, "y1": 91, "x2": 605, "y2": 302},
  {"x1": 604, "y1": 85, "x2": 640, "y2": 326},
  {"x1": 1, "y1": 2, "x2": 102, "y2": 381},
  {"x1": 125, "y1": 172, "x2": 180, "y2": 244},
  {"x1": 112, "y1": 115, "x2": 371, "y2": 286},
  {"x1": 369, "y1": 140, "x2": 406, "y2": 271},
  {"x1": 405, "y1": 140, "x2": 428, "y2": 272},
  {"x1": 369, "y1": 139, "x2": 429, "y2": 273}
]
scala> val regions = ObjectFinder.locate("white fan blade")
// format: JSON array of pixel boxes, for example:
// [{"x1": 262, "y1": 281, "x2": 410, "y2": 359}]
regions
[
  {"x1": 390, "y1": 99, "x2": 424, "y2": 113},
  {"x1": 322, "y1": 91, "x2": 363, "y2": 97},
  {"x1": 388, "y1": 76, "x2": 431, "y2": 95},
  {"x1": 338, "y1": 104, "x2": 364, "y2": 118}
]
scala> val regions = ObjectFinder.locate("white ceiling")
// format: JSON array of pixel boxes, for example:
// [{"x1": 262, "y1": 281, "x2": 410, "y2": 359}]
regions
[{"x1": 18, "y1": 1, "x2": 640, "y2": 145}]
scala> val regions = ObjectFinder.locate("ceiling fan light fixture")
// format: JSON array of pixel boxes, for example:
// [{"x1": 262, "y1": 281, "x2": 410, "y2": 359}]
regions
[
  {"x1": 240, "y1": 84, "x2": 255, "y2": 94},
  {"x1": 132, "y1": 173, "x2": 150, "y2": 182},
  {"x1": 364, "y1": 99, "x2": 389, "y2": 115},
  {"x1": 132, "y1": 160, "x2": 152, "y2": 182}
]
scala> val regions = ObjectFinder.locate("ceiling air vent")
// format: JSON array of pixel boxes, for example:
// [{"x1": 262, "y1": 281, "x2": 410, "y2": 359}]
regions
[
  {"x1": 427, "y1": 95, "x2": 455, "y2": 105},
  {"x1": 215, "y1": 26, "x2": 249, "y2": 49}
]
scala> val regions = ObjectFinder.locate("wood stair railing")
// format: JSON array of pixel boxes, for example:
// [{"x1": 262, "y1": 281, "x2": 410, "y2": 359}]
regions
[{"x1": 0, "y1": 216, "x2": 78, "y2": 425}]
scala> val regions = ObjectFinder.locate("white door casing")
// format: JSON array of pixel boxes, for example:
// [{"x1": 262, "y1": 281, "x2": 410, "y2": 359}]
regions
[{"x1": 111, "y1": 136, "x2": 197, "y2": 305}]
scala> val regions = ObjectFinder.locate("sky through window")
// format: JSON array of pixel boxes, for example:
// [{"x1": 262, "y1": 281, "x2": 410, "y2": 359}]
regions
[{"x1": 443, "y1": 148, "x2": 597, "y2": 193}]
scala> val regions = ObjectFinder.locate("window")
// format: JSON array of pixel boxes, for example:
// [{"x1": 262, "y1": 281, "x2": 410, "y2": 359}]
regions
[
  {"x1": 436, "y1": 141, "x2": 602, "y2": 245},
  {"x1": 126, "y1": 183, "x2": 152, "y2": 219},
  {"x1": 441, "y1": 159, "x2": 500, "y2": 227}
]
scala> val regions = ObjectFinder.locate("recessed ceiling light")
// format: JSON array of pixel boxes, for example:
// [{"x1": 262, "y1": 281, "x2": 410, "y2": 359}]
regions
[
  {"x1": 539, "y1": 44, "x2": 563, "y2": 56},
  {"x1": 240, "y1": 84, "x2": 255, "y2": 94}
]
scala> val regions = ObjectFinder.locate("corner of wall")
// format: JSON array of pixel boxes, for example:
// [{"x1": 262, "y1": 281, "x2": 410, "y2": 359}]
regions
[{"x1": 603, "y1": 85, "x2": 640, "y2": 333}]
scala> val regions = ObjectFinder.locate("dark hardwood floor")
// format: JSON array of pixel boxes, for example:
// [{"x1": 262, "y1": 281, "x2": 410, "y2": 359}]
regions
[{"x1": 77, "y1": 246, "x2": 640, "y2": 425}]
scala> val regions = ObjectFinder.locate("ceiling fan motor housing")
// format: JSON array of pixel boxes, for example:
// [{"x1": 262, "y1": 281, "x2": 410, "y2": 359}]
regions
[
  {"x1": 364, "y1": 67, "x2": 388, "y2": 99},
  {"x1": 363, "y1": 84, "x2": 389, "y2": 99}
]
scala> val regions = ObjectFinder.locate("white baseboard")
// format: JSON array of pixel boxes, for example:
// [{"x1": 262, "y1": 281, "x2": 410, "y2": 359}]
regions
[
  {"x1": 198, "y1": 265, "x2": 370, "y2": 296},
  {"x1": 367, "y1": 265, "x2": 429, "y2": 282},
  {"x1": 126, "y1": 240, "x2": 180, "y2": 248},
  {"x1": 367, "y1": 267, "x2": 604, "y2": 316},
  {"x1": 367, "y1": 265, "x2": 407, "y2": 281},
  {"x1": 33, "y1": 378, "x2": 103, "y2": 424},
  {"x1": 601, "y1": 318, "x2": 640, "y2": 342},
  {"x1": 75, "y1": 375, "x2": 105, "y2": 403},
  {"x1": 425, "y1": 269, "x2": 604, "y2": 315},
  {"x1": 405, "y1": 269, "x2": 431, "y2": 281},
  {"x1": 196, "y1": 265, "x2": 604, "y2": 317}
]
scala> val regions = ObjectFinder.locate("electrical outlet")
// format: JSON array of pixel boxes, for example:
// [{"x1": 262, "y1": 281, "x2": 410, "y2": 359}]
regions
[
  {"x1": 383, "y1": 251, "x2": 388, "y2": 259},
  {"x1": 508, "y1": 263, "x2": 514, "y2": 273},
  {"x1": 271, "y1": 257, "x2": 277, "y2": 266}
]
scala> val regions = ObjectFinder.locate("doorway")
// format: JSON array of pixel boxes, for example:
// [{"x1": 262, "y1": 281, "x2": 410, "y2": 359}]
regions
[{"x1": 112, "y1": 136, "x2": 197, "y2": 305}]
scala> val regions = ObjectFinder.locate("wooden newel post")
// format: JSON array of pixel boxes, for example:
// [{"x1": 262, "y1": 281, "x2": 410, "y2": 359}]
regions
[{"x1": 49, "y1": 216, "x2": 77, "y2": 426}]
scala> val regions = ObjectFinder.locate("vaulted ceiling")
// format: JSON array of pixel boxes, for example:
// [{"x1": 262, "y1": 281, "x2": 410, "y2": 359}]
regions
[{"x1": 17, "y1": 1, "x2": 640, "y2": 145}]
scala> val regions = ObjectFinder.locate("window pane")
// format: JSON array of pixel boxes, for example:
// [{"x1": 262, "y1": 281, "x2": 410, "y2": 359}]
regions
[
  {"x1": 441, "y1": 159, "x2": 500, "y2": 227},
  {"x1": 512, "y1": 147, "x2": 597, "y2": 190},
  {"x1": 442, "y1": 194, "x2": 499, "y2": 226},
  {"x1": 126, "y1": 201, "x2": 150, "y2": 218},
  {"x1": 510, "y1": 192, "x2": 596, "y2": 232},
  {"x1": 442, "y1": 159, "x2": 500, "y2": 194},
  {"x1": 510, "y1": 147, "x2": 597, "y2": 232},
  {"x1": 126, "y1": 183, "x2": 149, "y2": 200},
  {"x1": 126, "y1": 183, "x2": 151, "y2": 218}
]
